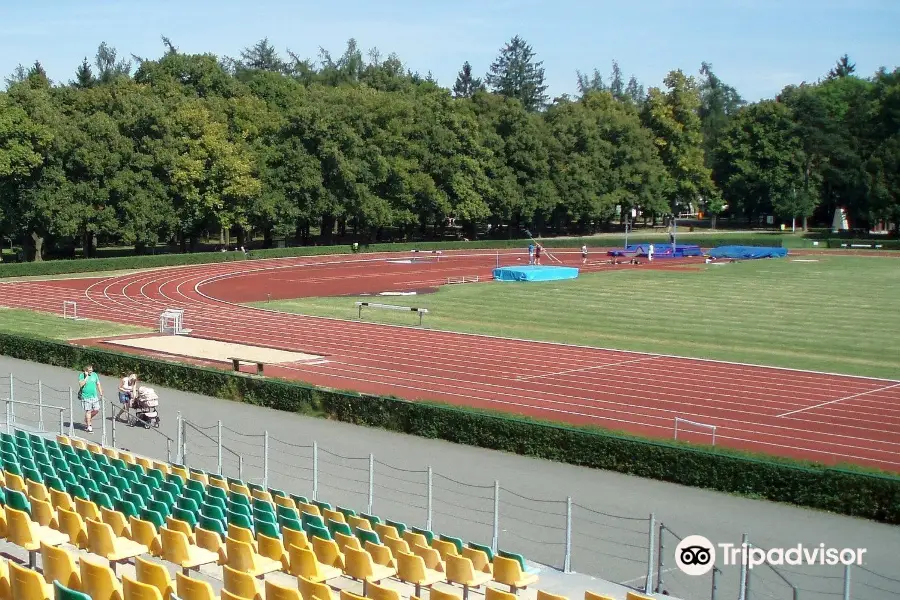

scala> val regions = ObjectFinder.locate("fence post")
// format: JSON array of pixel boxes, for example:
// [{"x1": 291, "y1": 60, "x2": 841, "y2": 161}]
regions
[
  {"x1": 58, "y1": 409, "x2": 64, "y2": 436},
  {"x1": 9, "y1": 374, "x2": 14, "y2": 427},
  {"x1": 645, "y1": 513, "x2": 656, "y2": 594},
  {"x1": 711, "y1": 567, "x2": 719, "y2": 600},
  {"x1": 426, "y1": 467, "x2": 433, "y2": 531},
  {"x1": 563, "y1": 497, "x2": 572, "y2": 573},
  {"x1": 5, "y1": 400, "x2": 10, "y2": 434},
  {"x1": 312, "y1": 442, "x2": 319, "y2": 500},
  {"x1": 37, "y1": 380, "x2": 44, "y2": 431},
  {"x1": 69, "y1": 388, "x2": 74, "y2": 436},
  {"x1": 176, "y1": 413, "x2": 183, "y2": 464},
  {"x1": 238, "y1": 456, "x2": 243, "y2": 481},
  {"x1": 166, "y1": 438, "x2": 172, "y2": 463},
  {"x1": 101, "y1": 399, "x2": 107, "y2": 446},
  {"x1": 738, "y1": 533, "x2": 748, "y2": 600},
  {"x1": 263, "y1": 430, "x2": 269, "y2": 488},
  {"x1": 181, "y1": 418, "x2": 188, "y2": 467},
  {"x1": 491, "y1": 480, "x2": 500, "y2": 554},
  {"x1": 217, "y1": 421, "x2": 223, "y2": 475},
  {"x1": 655, "y1": 524, "x2": 666, "y2": 593},
  {"x1": 111, "y1": 403, "x2": 117, "y2": 448},
  {"x1": 367, "y1": 453, "x2": 374, "y2": 514},
  {"x1": 843, "y1": 564, "x2": 850, "y2": 600}
]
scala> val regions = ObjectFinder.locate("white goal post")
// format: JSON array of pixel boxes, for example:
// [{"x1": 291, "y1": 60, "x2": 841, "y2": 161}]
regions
[{"x1": 674, "y1": 417, "x2": 717, "y2": 446}]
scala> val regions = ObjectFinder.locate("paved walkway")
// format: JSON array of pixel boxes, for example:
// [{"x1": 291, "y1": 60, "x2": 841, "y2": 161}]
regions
[{"x1": 2, "y1": 355, "x2": 898, "y2": 600}]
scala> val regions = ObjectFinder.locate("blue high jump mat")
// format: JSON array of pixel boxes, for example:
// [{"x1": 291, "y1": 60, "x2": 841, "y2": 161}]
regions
[
  {"x1": 607, "y1": 244, "x2": 703, "y2": 258},
  {"x1": 708, "y1": 246, "x2": 788, "y2": 259},
  {"x1": 492, "y1": 265, "x2": 580, "y2": 282}
]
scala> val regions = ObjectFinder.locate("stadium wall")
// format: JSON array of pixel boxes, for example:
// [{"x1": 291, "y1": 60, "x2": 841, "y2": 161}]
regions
[{"x1": 1, "y1": 332, "x2": 898, "y2": 525}]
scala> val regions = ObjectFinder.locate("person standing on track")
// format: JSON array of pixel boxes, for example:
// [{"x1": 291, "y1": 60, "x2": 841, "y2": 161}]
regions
[
  {"x1": 534, "y1": 244, "x2": 542, "y2": 265},
  {"x1": 581, "y1": 244, "x2": 588, "y2": 264},
  {"x1": 78, "y1": 365, "x2": 103, "y2": 433},
  {"x1": 648, "y1": 243, "x2": 654, "y2": 262},
  {"x1": 528, "y1": 243, "x2": 535, "y2": 265}
]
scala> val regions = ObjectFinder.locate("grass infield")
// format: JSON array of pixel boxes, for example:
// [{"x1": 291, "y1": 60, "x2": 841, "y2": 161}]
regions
[
  {"x1": 252, "y1": 255, "x2": 900, "y2": 380},
  {"x1": 0, "y1": 307, "x2": 149, "y2": 340}
]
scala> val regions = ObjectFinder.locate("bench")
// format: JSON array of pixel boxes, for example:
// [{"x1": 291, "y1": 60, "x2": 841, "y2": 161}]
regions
[
  {"x1": 229, "y1": 357, "x2": 265, "y2": 375},
  {"x1": 355, "y1": 302, "x2": 429, "y2": 326}
]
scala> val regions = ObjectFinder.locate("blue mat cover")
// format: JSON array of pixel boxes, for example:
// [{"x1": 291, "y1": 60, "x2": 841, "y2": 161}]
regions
[
  {"x1": 608, "y1": 244, "x2": 703, "y2": 258},
  {"x1": 707, "y1": 246, "x2": 788, "y2": 259},
  {"x1": 492, "y1": 265, "x2": 580, "y2": 282}
]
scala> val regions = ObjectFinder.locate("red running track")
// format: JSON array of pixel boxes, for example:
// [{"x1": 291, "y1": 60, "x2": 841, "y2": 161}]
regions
[{"x1": 1, "y1": 248, "x2": 899, "y2": 472}]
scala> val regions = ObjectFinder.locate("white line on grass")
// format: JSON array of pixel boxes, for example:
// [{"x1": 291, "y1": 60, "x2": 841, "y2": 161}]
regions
[
  {"x1": 516, "y1": 356, "x2": 663, "y2": 381},
  {"x1": 777, "y1": 382, "x2": 900, "y2": 418}
]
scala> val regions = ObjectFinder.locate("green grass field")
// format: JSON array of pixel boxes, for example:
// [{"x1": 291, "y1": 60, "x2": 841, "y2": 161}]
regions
[
  {"x1": 252, "y1": 255, "x2": 900, "y2": 379},
  {"x1": 0, "y1": 307, "x2": 148, "y2": 340}
]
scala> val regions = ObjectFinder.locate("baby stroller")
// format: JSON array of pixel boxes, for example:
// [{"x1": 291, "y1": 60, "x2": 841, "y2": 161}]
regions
[{"x1": 129, "y1": 386, "x2": 160, "y2": 428}]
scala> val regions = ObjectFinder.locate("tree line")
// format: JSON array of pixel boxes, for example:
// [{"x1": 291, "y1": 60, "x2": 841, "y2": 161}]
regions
[{"x1": 0, "y1": 36, "x2": 897, "y2": 260}]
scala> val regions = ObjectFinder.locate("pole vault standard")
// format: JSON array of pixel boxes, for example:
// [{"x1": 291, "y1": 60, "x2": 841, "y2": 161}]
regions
[{"x1": 524, "y1": 230, "x2": 562, "y2": 264}]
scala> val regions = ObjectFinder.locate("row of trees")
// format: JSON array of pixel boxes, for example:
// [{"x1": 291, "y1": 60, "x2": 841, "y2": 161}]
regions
[{"x1": 0, "y1": 36, "x2": 897, "y2": 260}]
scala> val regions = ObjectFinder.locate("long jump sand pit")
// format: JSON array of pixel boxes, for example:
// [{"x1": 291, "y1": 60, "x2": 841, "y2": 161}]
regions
[{"x1": 105, "y1": 335, "x2": 325, "y2": 365}]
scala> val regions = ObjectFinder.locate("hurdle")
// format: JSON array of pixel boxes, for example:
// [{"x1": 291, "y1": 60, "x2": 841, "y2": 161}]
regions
[
  {"x1": 62, "y1": 301, "x2": 83, "y2": 320},
  {"x1": 674, "y1": 417, "x2": 717, "y2": 446},
  {"x1": 355, "y1": 302, "x2": 429, "y2": 326},
  {"x1": 159, "y1": 308, "x2": 192, "y2": 335},
  {"x1": 447, "y1": 275, "x2": 479, "y2": 284}
]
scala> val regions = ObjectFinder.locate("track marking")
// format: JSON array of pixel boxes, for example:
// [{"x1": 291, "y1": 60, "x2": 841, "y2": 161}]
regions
[
  {"x1": 777, "y1": 382, "x2": 900, "y2": 418},
  {"x1": 516, "y1": 356, "x2": 662, "y2": 381}
]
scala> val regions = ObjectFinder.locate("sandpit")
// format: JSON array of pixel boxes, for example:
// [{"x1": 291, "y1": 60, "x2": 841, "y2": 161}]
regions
[{"x1": 105, "y1": 335, "x2": 324, "y2": 364}]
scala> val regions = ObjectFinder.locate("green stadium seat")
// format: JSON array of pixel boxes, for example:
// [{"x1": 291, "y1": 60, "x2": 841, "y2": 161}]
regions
[
  {"x1": 311, "y1": 500, "x2": 331, "y2": 512},
  {"x1": 228, "y1": 501, "x2": 251, "y2": 517},
  {"x1": 227, "y1": 509, "x2": 254, "y2": 532},
  {"x1": 469, "y1": 542, "x2": 494, "y2": 561},
  {"x1": 337, "y1": 505, "x2": 357, "y2": 519},
  {"x1": 115, "y1": 499, "x2": 139, "y2": 520},
  {"x1": 206, "y1": 486, "x2": 227, "y2": 503},
  {"x1": 199, "y1": 515, "x2": 226, "y2": 539},
  {"x1": 440, "y1": 534, "x2": 464, "y2": 554},
  {"x1": 140, "y1": 507, "x2": 165, "y2": 530},
  {"x1": 204, "y1": 495, "x2": 226, "y2": 512},
  {"x1": 89, "y1": 490, "x2": 114, "y2": 511},
  {"x1": 172, "y1": 506, "x2": 198, "y2": 528},
  {"x1": 361, "y1": 512, "x2": 382, "y2": 526},
  {"x1": 289, "y1": 494, "x2": 309, "y2": 506},
  {"x1": 252, "y1": 498, "x2": 274, "y2": 514},
  {"x1": 123, "y1": 491, "x2": 146, "y2": 511},
  {"x1": 328, "y1": 520, "x2": 352, "y2": 537},
  {"x1": 201, "y1": 503, "x2": 226, "y2": 522},
  {"x1": 54, "y1": 580, "x2": 92, "y2": 600},
  {"x1": 411, "y1": 526, "x2": 434, "y2": 544},
  {"x1": 306, "y1": 524, "x2": 331, "y2": 541},
  {"x1": 355, "y1": 527, "x2": 380, "y2": 547},
  {"x1": 253, "y1": 508, "x2": 276, "y2": 524},
  {"x1": 255, "y1": 519, "x2": 281, "y2": 540},
  {"x1": 146, "y1": 499, "x2": 171, "y2": 520},
  {"x1": 182, "y1": 488, "x2": 204, "y2": 506},
  {"x1": 4, "y1": 486, "x2": 31, "y2": 513},
  {"x1": 302, "y1": 512, "x2": 324, "y2": 529}
]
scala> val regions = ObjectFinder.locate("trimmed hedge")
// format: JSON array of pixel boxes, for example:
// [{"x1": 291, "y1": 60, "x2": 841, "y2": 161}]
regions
[
  {"x1": 1, "y1": 332, "x2": 898, "y2": 523},
  {"x1": 0, "y1": 234, "x2": 783, "y2": 279}
]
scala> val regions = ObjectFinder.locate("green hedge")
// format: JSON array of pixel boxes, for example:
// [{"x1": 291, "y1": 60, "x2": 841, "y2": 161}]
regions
[
  {"x1": 0, "y1": 234, "x2": 785, "y2": 279},
  {"x1": 1, "y1": 331, "x2": 898, "y2": 524}
]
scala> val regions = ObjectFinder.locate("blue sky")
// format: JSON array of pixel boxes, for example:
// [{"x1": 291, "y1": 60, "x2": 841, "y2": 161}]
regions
[{"x1": 2, "y1": 0, "x2": 898, "y2": 101}]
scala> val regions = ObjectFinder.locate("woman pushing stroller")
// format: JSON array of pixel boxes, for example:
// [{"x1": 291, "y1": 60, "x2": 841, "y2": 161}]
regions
[{"x1": 115, "y1": 373, "x2": 138, "y2": 422}]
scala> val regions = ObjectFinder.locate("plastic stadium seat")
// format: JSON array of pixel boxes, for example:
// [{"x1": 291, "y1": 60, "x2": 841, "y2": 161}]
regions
[
  {"x1": 193, "y1": 526, "x2": 226, "y2": 565},
  {"x1": 446, "y1": 555, "x2": 492, "y2": 600},
  {"x1": 492, "y1": 556, "x2": 539, "y2": 593},
  {"x1": 298, "y1": 575, "x2": 337, "y2": 600},
  {"x1": 5, "y1": 487, "x2": 31, "y2": 513},
  {"x1": 322, "y1": 508, "x2": 345, "y2": 524},
  {"x1": 340, "y1": 590, "x2": 366, "y2": 600},
  {"x1": 265, "y1": 579, "x2": 302, "y2": 600},
  {"x1": 440, "y1": 534, "x2": 464, "y2": 554},
  {"x1": 6, "y1": 506, "x2": 69, "y2": 567},
  {"x1": 373, "y1": 523, "x2": 399, "y2": 540},
  {"x1": 486, "y1": 588, "x2": 517, "y2": 600},
  {"x1": 432, "y1": 538, "x2": 460, "y2": 561},
  {"x1": 396, "y1": 550, "x2": 444, "y2": 597},
  {"x1": 256, "y1": 532, "x2": 289, "y2": 570},
  {"x1": 411, "y1": 526, "x2": 434, "y2": 544},
  {"x1": 536, "y1": 592, "x2": 568, "y2": 600},
  {"x1": 175, "y1": 572, "x2": 216, "y2": 600},
  {"x1": 26, "y1": 480, "x2": 49, "y2": 501},
  {"x1": 223, "y1": 564, "x2": 263, "y2": 600},
  {"x1": 29, "y1": 497, "x2": 58, "y2": 529},
  {"x1": 365, "y1": 541, "x2": 395, "y2": 569},
  {"x1": 254, "y1": 519, "x2": 280, "y2": 541},
  {"x1": 430, "y1": 588, "x2": 464, "y2": 600},
  {"x1": 382, "y1": 535, "x2": 410, "y2": 558},
  {"x1": 333, "y1": 532, "x2": 362, "y2": 554},
  {"x1": 128, "y1": 516, "x2": 162, "y2": 557},
  {"x1": 9, "y1": 560, "x2": 53, "y2": 600},
  {"x1": 53, "y1": 581, "x2": 92, "y2": 600},
  {"x1": 226, "y1": 524, "x2": 256, "y2": 549},
  {"x1": 347, "y1": 515, "x2": 371, "y2": 532},
  {"x1": 367, "y1": 581, "x2": 401, "y2": 600},
  {"x1": 499, "y1": 550, "x2": 538, "y2": 574},
  {"x1": 135, "y1": 556, "x2": 174, "y2": 599},
  {"x1": 403, "y1": 530, "x2": 427, "y2": 549},
  {"x1": 462, "y1": 547, "x2": 492, "y2": 574},
  {"x1": 160, "y1": 526, "x2": 219, "y2": 575},
  {"x1": 122, "y1": 573, "x2": 164, "y2": 600},
  {"x1": 165, "y1": 516, "x2": 196, "y2": 545},
  {"x1": 312, "y1": 536, "x2": 344, "y2": 569},
  {"x1": 282, "y1": 525, "x2": 309, "y2": 553},
  {"x1": 40, "y1": 542, "x2": 82, "y2": 591},
  {"x1": 584, "y1": 592, "x2": 615, "y2": 600},
  {"x1": 343, "y1": 546, "x2": 396, "y2": 595},
  {"x1": 328, "y1": 519, "x2": 352, "y2": 538},
  {"x1": 287, "y1": 545, "x2": 342, "y2": 583},
  {"x1": 86, "y1": 518, "x2": 149, "y2": 572},
  {"x1": 306, "y1": 524, "x2": 331, "y2": 542},
  {"x1": 74, "y1": 498, "x2": 101, "y2": 523},
  {"x1": 225, "y1": 536, "x2": 281, "y2": 577},
  {"x1": 355, "y1": 528, "x2": 380, "y2": 547},
  {"x1": 100, "y1": 506, "x2": 131, "y2": 538},
  {"x1": 57, "y1": 507, "x2": 89, "y2": 549}
]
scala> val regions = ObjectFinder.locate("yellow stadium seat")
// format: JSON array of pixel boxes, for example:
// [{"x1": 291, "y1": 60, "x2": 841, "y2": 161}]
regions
[
  {"x1": 431, "y1": 539, "x2": 460, "y2": 562},
  {"x1": 101, "y1": 507, "x2": 132, "y2": 538},
  {"x1": 230, "y1": 482, "x2": 251, "y2": 497},
  {"x1": 75, "y1": 498, "x2": 101, "y2": 523},
  {"x1": 209, "y1": 477, "x2": 229, "y2": 491},
  {"x1": 136, "y1": 457, "x2": 153, "y2": 471},
  {"x1": 40, "y1": 541, "x2": 82, "y2": 591},
  {"x1": 223, "y1": 564, "x2": 262, "y2": 600},
  {"x1": 364, "y1": 541, "x2": 395, "y2": 569},
  {"x1": 169, "y1": 465, "x2": 188, "y2": 484},
  {"x1": 151, "y1": 462, "x2": 170, "y2": 475},
  {"x1": 382, "y1": 535, "x2": 409, "y2": 559},
  {"x1": 340, "y1": 590, "x2": 366, "y2": 600},
  {"x1": 312, "y1": 536, "x2": 344, "y2": 569},
  {"x1": 128, "y1": 517, "x2": 161, "y2": 557},
  {"x1": 71, "y1": 439, "x2": 87, "y2": 450},
  {"x1": 0, "y1": 559, "x2": 10, "y2": 600},
  {"x1": 322, "y1": 508, "x2": 345, "y2": 524},
  {"x1": 430, "y1": 589, "x2": 463, "y2": 600},
  {"x1": 221, "y1": 590, "x2": 244, "y2": 600},
  {"x1": 273, "y1": 495, "x2": 295, "y2": 510},
  {"x1": 134, "y1": 557, "x2": 173, "y2": 600},
  {"x1": 26, "y1": 480, "x2": 49, "y2": 502},
  {"x1": 282, "y1": 527, "x2": 309, "y2": 552},
  {"x1": 175, "y1": 572, "x2": 216, "y2": 600},
  {"x1": 347, "y1": 515, "x2": 371, "y2": 532},
  {"x1": 296, "y1": 502, "x2": 321, "y2": 517},
  {"x1": 226, "y1": 524, "x2": 256, "y2": 550},
  {"x1": 5, "y1": 506, "x2": 69, "y2": 567},
  {"x1": 189, "y1": 471, "x2": 209, "y2": 487},
  {"x1": 122, "y1": 573, "x2": 162, "y2": 600},
  {"x1": 0, "y1": 507, "x2": 6, "y2": 540},
  {"x1": 49, "y1": 489, "x2": 75, "y2": 513},
  {"x1": 194, "y1": 526, "x2": 227, "y2": 565},
  {"x1": 396, "y1": 550, "x2": 444, "y2": 597},
  {"x1": 266, "y1": 579, "x2": 302, "y2": 600},
  {"x1": 373, "y1": 523, "x2": 399, "y2": 541},
  {"x1": 250, "y1": 489, "x2": 272, "y2": 504},
  {"x1": 410, "y1": 543, "x2": 444, "y2": 573},
  {"x1": 585, "y1": 592, "x2": 615, "y2": 600},
  {"x1": 4, "y1": 472, "x2": 26, "y2": 492},
  {"x1": 225, "y1": 536, "x2": 281, "y2": 577},
  {"x1": 367, "y1": 580, "x2": 401, "y2": 600},
  {"x1": 625, "y1": 594, "x2": 654, "y2": 600},
  {"x1": 298, "y1": 575, "x2": 336, "y2": 600},
  {"x1": 165, "y1": 516, "x2": 195, "y2": 545},
  {"x1": 288, "y1": 545, "x2": 342, "y2": 583},
  {"x1": 159, "y1": 526, "x2": 219, "y2": 575},
  {"x1": 492, "y1": 556, "x2": 539, "y2": 594},
  {"x1": 343, "y1": 546, "x2": 396, "y2": 596},
  {"x1": 57, "y1": 507, "x2": 89, "y2": 549},
  {"x1": 486, "y1": 588, "x2": 517, "y2": 600},
  {"x1": 87, "y1": 518, "x2": 149, "y2": 572},
  {"x1": 256, "y1": 532, "x2": 288, "y2": 570},
  {"x1": 461, "y1": 547, "x2": 492, "y2": 574},
  {"x1": 102, "y1": 447, "x2": 118, "y2": 460},
  {"x1": 56, "y1": 435, "x2": 72, "y2": 446},
  {"x1": 446, "y1": 554, "x2": 492, "y2": 600},
  {"x1": 9, "y1": 559, "x2": 53, "y2": 600},
  {"x1": 79, "y1": 554, "x2": 123, "y2": 600},
  {"x1": 537, "y1": 591, "x2": 568, "y2": 600},
  {"x1": 29, "y1": 497, "x2": 58, "y2": 529},
  {"x1": 402, "y1": 531, "x2": 427, "y2": 548},
  {"x1": 118, "y1": 452, "x2": 136, "y2": 465},
  {"x1": 334, "y1": 531, "x2": 361, "y2": 554}
]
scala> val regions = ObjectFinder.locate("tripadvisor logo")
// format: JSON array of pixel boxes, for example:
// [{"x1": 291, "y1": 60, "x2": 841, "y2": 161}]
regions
[{"x1": 675, "y1": 535, "x2": 868, "y2": 575}]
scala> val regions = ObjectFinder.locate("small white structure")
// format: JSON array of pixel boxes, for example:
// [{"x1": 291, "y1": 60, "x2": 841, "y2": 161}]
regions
[
  {"x1": 832, "y1": 207, "x2": 850, "y2": 233},
  {"x1": 159, "y1": 308, "x2": 191, "y2": 335}
]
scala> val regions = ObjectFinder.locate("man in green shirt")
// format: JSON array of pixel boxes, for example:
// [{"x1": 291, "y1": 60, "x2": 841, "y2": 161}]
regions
[{"x1": 78, "y1": 364, "x2": 103, "y2": 433}]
